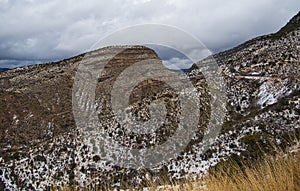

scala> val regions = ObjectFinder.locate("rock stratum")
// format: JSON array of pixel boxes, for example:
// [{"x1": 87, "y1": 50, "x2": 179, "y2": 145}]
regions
[{"x1": 0, "y1": 12, "x2": 300, "y2": 190}]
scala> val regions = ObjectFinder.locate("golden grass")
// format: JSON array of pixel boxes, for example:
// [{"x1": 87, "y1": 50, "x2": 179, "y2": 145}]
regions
[
  {"x1": 60, "y1": 148, "x2": 300, "y2": 191},
  {"x1": 138, "y1": 152, "x2": 299, "y2": 191},
  {"x1": 202, "y1": 153, "x2": 300, "y2": 191}
]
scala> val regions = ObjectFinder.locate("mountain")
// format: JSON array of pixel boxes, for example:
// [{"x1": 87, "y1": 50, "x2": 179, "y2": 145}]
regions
[
  {"x1": 0, "y1": 68, "x2": 10, "y2": 72},
  {"x1": 0, "y1": 13, "x2": 299, "y2": 190}
]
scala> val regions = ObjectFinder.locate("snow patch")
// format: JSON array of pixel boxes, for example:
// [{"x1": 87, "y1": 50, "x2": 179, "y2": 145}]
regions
[{"x1": 257, "y1": 79, "x2": 290, "y2": 107}]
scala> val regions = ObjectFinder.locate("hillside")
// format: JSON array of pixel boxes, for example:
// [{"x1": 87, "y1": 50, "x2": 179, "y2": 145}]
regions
[{"x1": 0, "y1": 12, "x2": 299, "y2": 190}]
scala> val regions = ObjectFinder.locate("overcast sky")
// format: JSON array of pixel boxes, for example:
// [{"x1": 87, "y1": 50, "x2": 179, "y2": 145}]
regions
[{"x1": 0, "y1": 0, "x2": 299, "y2": 68}]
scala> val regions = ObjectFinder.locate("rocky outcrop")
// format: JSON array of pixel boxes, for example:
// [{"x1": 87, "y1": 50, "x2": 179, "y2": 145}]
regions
[{"x1": 0, "y1": 12, "x2": 299, "y2": 190}]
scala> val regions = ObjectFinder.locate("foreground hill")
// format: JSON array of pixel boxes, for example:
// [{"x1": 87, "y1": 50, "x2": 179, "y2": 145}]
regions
[{"x1": 0, "y1": 12, "x2": 299, "y2": 190}]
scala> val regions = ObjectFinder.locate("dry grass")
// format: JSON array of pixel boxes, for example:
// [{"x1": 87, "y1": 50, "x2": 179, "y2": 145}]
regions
[
  {"x1": 202, "y1": 153, "x2": 300, "y2": 191},
  {"x1": 59, "y1": 147, "x2": 300, "y2": 191},
  {"x1": 140, "y1": 152, "x2": 300, "y2": 191}
]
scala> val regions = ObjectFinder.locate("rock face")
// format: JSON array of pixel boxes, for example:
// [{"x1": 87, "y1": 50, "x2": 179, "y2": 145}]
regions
[
  {"x1": 0, "y1": 46, "x2": 159, "y2": 152},
  {"x1": 0, "y1": 12, "x2": 300, "y2": 190}
]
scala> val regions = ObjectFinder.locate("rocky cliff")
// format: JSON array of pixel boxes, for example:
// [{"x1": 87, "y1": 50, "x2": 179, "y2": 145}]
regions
[{"x1": 0, "y1": 12, "x2": 299, "y2": 190}]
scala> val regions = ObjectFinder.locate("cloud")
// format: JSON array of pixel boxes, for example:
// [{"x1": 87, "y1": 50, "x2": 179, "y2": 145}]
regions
[
  {"x1": 0, "y1": 0, "x2": 299, "y2": 68},
  {"x1": 163, "y1": 57, "x2": 192, "y2": 70},
  {"x1": 146, "y1": 44, "x2": 193, "y2": 69},
  {"x1": 0, "y1": 59, "x2": 45, "y2": 68}
]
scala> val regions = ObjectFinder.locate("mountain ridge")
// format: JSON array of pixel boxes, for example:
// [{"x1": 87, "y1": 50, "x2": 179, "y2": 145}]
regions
[{"x1": 0, "y1": 68, "x2": 10, "y2": 72}]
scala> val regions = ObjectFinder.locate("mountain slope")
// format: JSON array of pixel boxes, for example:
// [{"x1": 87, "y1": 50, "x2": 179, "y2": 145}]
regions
[{"x1": 0, "y1": 13, "x2": 299, "y2": 190}]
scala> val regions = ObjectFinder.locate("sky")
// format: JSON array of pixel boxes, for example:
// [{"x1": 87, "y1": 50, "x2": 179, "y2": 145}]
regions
[{"x1": 0, "y1": 0, "x2": 299, "y2": 69}]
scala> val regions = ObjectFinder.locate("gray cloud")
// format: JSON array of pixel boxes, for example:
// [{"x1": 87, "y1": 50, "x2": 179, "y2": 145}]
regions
[
  {"x1": 0, "y1": 59, "x2": 45, "y2": 68},
  {"x1": 146, "y1": 45, "x2": 192, "y2": 69},
  {"x1": 0, "y1": 0, "x2": 299, "y2": 68}
]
